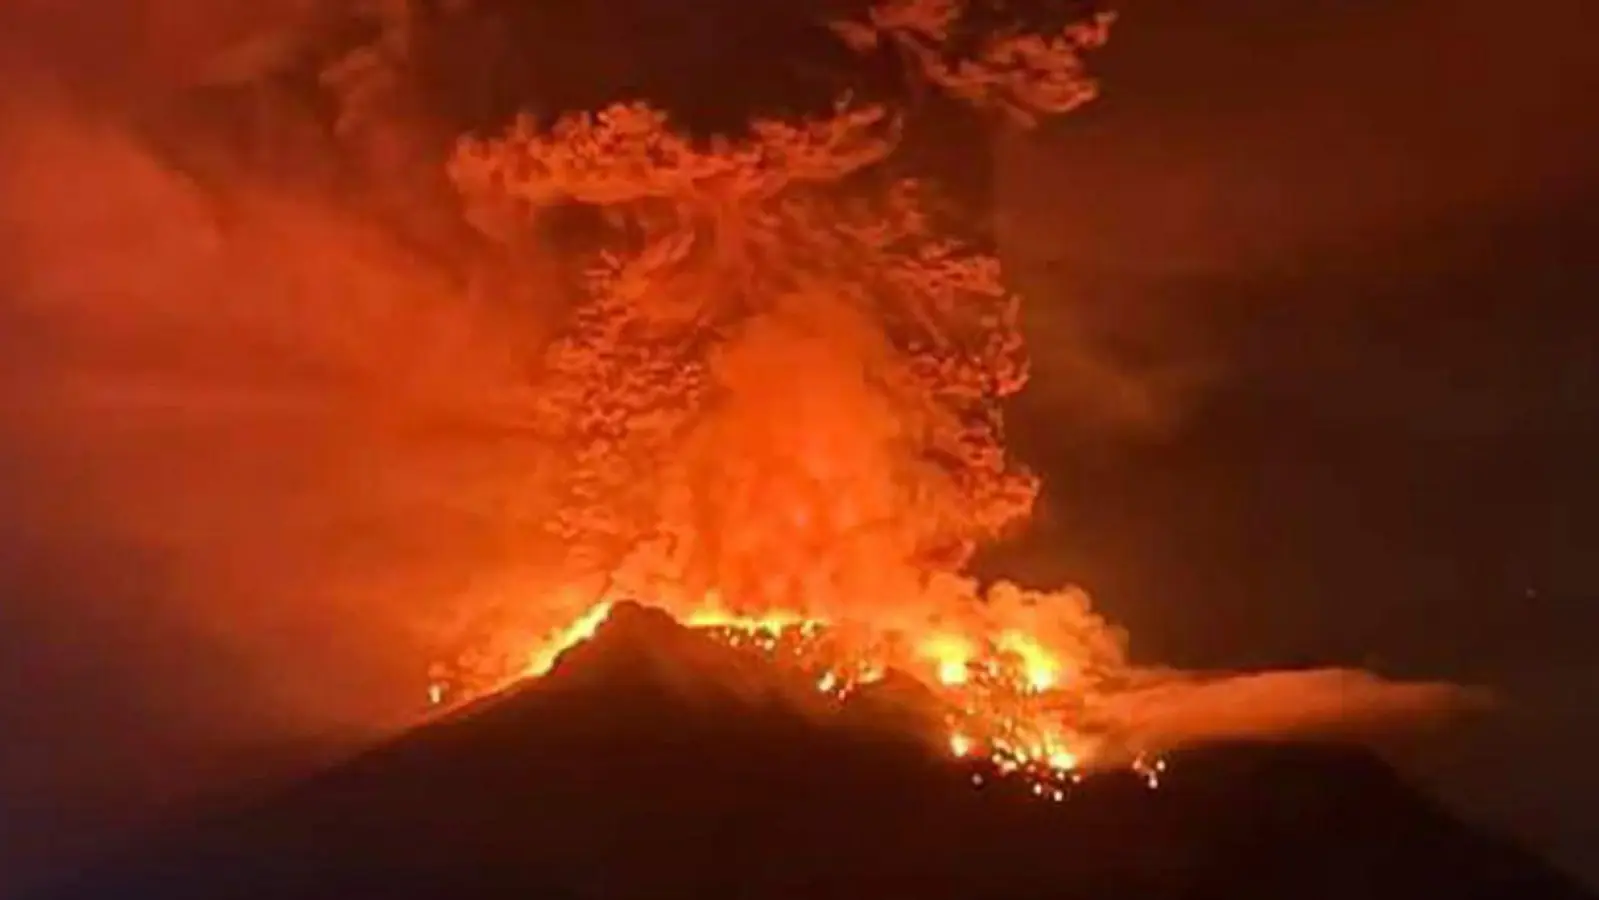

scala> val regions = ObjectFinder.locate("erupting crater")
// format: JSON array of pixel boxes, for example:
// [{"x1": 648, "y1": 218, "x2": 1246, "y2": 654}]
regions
[{"x1": 430, "y1": 597, "x2": 1164, "y2": 798}]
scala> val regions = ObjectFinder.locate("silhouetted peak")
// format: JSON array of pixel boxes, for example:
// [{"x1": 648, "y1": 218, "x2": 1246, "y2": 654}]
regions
[
  {"x1": 839, "y1": 668, "x2": 946, "y2": 741},
  {"x1": 535, "y1": 600, "x2": 822, "y2": 716},
  {"x1": 36, "y1": 607, "x2": 1595, "y2": 900}
]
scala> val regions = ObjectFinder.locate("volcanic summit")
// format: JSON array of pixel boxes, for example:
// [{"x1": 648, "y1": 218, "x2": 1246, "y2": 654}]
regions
[{"x1": 42, "y1": 602, "x2": 1592, "y2": 900}]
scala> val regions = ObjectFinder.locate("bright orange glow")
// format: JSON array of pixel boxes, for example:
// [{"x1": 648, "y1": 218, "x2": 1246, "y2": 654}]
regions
[
  {"x1": 524, "y1": 601, "x2": 616, "y2": 677},
  {"x1": 997, "y1": 631, "x2": 1065, "y2": 692},
  {"x1": 919, "y1": 634, "x2": 975, "y2": 686},
  {"x1": 461, "y1": 592, "x2": 1148, "y2": 798},
  {"x1": 420, "y1": 7, "x2": 1150, "y2": 801},
  {"x1": 423, "y1": 58, "x2": 1160, "y2": 798}
]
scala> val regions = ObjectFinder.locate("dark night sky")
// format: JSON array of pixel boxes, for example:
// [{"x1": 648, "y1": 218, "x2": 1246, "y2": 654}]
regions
[
  {"x1": 1, "y1": 0, "x2": 1596, "y2": 893},
  {"x1": 998, "y1": 0, "x2": 1599, "y2": 882}
]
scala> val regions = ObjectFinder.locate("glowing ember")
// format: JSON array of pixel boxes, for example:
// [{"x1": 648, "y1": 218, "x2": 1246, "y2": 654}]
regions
[
  {"x1": 997, "y1": 632, "x2": 1066, "y2": 692},
  {"x1": 525, "y1": 601, "x2": 617, "y2": 677},
  {"x1": 922, "y1": 634, "x2": 977, "y2": 686}
]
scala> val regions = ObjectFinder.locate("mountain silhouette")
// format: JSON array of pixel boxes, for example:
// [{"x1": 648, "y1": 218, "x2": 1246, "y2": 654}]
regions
[{"x1": 40, "y1": 601, "x2": 1592, "y2": 900}]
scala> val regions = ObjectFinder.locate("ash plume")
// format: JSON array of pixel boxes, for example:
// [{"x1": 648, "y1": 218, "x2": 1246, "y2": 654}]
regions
[{"x1": 0, "y1": 5, "x2": 1486, "y2": 883}]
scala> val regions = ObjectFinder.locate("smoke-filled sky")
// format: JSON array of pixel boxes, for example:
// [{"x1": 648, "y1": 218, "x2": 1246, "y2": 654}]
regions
[
  {"x1": 997, "y1": 0, "x2": 1599, "y2": 883},
  {"x1": 2, "y1": 0, "x2": 1597, "y2": 892}
]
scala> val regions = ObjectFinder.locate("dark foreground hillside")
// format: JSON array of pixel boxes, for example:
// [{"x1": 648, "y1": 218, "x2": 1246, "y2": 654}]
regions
[{"x1": 42, "y1": 603, "x2": 1593, "y2": 900}]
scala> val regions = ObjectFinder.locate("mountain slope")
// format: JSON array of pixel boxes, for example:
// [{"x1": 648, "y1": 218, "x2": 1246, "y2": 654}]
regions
[{"x1": 42, "y1": 602, "x2": 1593, "y2": 900}]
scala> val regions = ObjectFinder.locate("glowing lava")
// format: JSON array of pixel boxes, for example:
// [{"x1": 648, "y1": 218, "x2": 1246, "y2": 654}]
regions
[
  {"x1": 525, "y1": 601, "x2": 618, "y2": 677},
  {"x1": 433, "y1": 596, "x2": 1160, "y2": 799}
]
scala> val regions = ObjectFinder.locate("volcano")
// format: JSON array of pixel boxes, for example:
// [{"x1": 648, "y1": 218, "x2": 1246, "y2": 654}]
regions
[{"x1": 41, "y1": 602, "x2": 1589, "y2": 900}]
